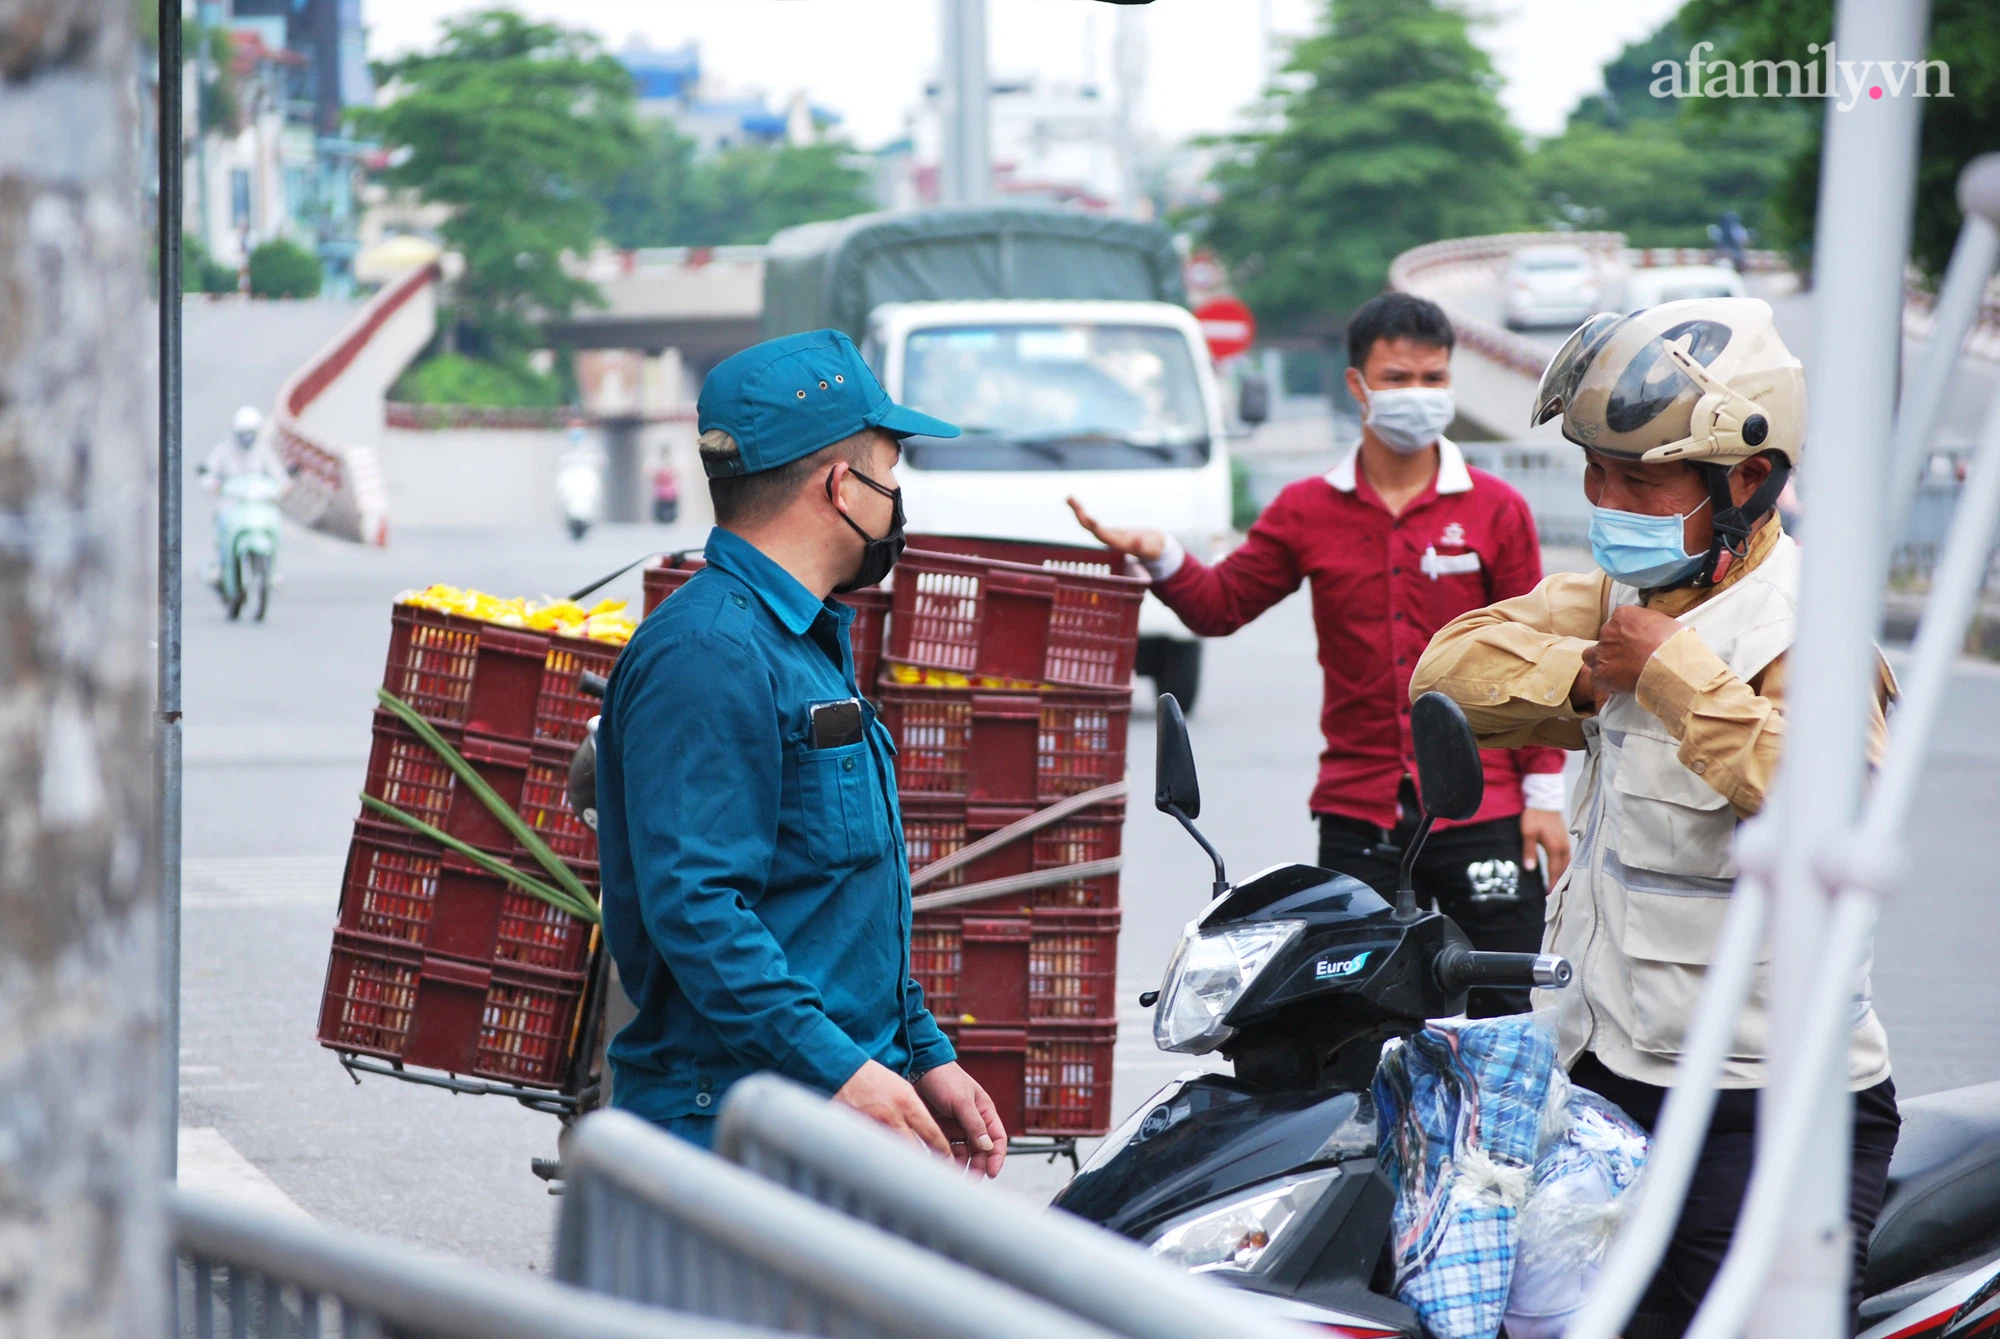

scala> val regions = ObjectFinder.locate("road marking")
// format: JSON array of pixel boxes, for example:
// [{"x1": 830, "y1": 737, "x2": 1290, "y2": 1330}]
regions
[
  {"x1": 182, "y1": 855, "x2": 345, "y2": 909},
  {"x1": 177, "y1": 1127, "x2": 312, "y2": 1222}
]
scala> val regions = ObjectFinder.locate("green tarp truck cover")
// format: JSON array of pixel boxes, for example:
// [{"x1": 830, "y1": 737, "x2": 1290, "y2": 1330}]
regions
[{"x1": 761, "y1": 206, "x2": 1189, "y2": 341}]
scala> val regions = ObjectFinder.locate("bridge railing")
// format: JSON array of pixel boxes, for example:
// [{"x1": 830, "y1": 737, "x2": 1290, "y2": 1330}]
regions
[
  {"x1": 711, "y1": 1074, "x2": 1323, "y2": 1339},
  {"x1": 271, "y1": 261, "x2": 439, "y2": 546},
  {"x1": 171, "y1": 1187, "x2": 771, "y2": 1339},
  {"x1": 556, "y1": 1109, "x2": 1127, "y2": 1339}
]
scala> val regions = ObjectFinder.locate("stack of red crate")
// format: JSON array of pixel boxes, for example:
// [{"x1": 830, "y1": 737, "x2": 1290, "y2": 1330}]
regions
[
  {"x1": 886, "y1": 535, "x2": 1146, "y2": 1137},
  {"x1": 317, "y1": 604, "x2": 618, "y2": 1090}
]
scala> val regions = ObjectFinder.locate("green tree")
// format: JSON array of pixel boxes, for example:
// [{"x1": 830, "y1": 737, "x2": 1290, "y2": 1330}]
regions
[
  {"x1": 598, "y1": 120, "x2": 700, "y2": 249},
  {"x1": 357, "y1": 10, "x2": 636, "y2": 361},
  {"x1": 1526, "y1": 13, "x2": 1814, "y2": 250},
  {"x1": 1195, "y1": 0, "x2": 1528, "y2": 329},
  {"x1": 182, "y1": 232, "x2": 238, "y2": 294},
  {"x1": 1568, "y1": 17, "x2": 1689, "y2": 127},
  {"x1": 598, "y1": 121, "x2": 875, "y2": 249},
  {"x1": 1679, "y1": 0, "x2": 2000, "y2": 278},
  {"x1": 246, "y1": 237, "x2": 322, "y2": 298},
  {"x1": 389, "y1": 352, "x2": 563, "y2": 408}
]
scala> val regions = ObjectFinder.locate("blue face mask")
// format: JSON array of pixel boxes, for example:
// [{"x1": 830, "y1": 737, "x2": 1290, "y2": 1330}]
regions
[{"x1": 1589, "y1": 497, "x2": 1710, "y2": 589}]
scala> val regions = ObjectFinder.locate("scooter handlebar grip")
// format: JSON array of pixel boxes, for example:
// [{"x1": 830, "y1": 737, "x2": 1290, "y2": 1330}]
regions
[
  {"x1": 579, "y1": 671, "x2": 610, "y2": 700},
  {"x1": 1434, "y1": 946, "x2": 1573, "y2": 993}
]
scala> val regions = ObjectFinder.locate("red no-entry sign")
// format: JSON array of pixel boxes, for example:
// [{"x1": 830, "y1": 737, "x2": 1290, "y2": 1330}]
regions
[{"x1": 1195, "y1": 296, "x2": 1256, "y2": 361}]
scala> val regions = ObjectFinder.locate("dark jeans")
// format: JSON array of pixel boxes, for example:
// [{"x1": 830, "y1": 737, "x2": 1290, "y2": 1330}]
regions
[
  {"x1": 1316, "y1": 805, "x2": 1546, "y2": 1017},
  {"x1": 1570, "y1": 1053, "x2": 1901, "y2": 1338}
]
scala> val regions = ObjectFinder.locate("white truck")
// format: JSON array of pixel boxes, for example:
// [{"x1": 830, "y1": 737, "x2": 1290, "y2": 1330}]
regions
[{"x1": 763, "y1": 207, "x2": 1262, "y2": 709}]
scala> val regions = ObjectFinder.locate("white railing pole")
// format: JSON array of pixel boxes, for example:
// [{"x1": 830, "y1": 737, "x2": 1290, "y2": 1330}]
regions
[
  {"x1": 1883, "y1": 157, "x2": 2000, "y2": 553},
  {"x1": 1745, "y1": 2, "x2": 1930, "y2": 1334}
]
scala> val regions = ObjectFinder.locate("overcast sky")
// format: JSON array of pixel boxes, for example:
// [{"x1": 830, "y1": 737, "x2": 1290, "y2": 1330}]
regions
[{"x1": 361, "y1": 0, "x2": 1687, "y2": 145}]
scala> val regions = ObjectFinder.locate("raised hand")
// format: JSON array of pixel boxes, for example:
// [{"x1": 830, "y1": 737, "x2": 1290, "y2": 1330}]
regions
[{"x1": 1066, "y1": 496, "x2": 1167, "y2": 564}]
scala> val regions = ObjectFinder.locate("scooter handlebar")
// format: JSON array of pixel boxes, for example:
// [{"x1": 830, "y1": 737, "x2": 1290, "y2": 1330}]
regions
[{"x1": 1433, "y1": 944, "x2": 1572, "y2": 994}]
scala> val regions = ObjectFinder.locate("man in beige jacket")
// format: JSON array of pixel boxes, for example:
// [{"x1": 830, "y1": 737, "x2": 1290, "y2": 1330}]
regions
[{"x1": 1412, "y1": 299, "x2": 1898, "y2": 1338}]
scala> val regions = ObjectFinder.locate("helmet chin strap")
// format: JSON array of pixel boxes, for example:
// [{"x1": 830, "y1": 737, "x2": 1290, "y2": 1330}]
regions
[{"x1": 1689, "y1": 458, "x2": 1792, "y2": 587}]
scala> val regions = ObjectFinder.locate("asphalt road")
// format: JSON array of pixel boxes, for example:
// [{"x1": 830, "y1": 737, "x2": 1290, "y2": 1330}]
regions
[{"x1": 178, "y1": 299, "x2": 2000, "y2": 1271}]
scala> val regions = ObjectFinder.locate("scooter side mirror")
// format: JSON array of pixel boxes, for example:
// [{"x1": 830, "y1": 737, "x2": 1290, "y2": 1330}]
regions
[
  {"x1": 1156, "y1": 694, "x2": 1228, "y2": 900},
  {"x1": 1155, "y1": 693, "x2": 1201, "y2": 819},
  {"x1": 1411, "y1": 692, "x2": 1484, "y2": 822},
  {"x1": 1392, "y1": 693, "x2": 1486, "y2": 922}
]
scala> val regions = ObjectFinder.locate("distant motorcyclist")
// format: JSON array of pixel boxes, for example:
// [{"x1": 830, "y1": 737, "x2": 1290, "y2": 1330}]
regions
[
  {"x1": 1708, "y1": 210, "x2": 1752, "y2": 272},
  {"x1": 200, "y1": 406, "x2": 285, "y2": 494},
  {"x1": 199, "y1": 406, "x2": 285, "y2": 585}
]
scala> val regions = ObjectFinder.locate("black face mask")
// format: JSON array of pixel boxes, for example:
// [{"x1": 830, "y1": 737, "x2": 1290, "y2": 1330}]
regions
[{"x1": 828, "y1": 464, "x2": 906, "y2": 593}]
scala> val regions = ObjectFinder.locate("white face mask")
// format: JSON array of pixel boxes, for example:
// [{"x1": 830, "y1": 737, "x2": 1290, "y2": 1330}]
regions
[{"x1": 1361, "y1": 385, "x2": 1456, "y2": 455}]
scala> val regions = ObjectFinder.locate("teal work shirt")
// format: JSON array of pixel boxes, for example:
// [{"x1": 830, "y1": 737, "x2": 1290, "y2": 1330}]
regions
[{"x1": 595, "y1": 527, "x2": 953, "y2": 1124}]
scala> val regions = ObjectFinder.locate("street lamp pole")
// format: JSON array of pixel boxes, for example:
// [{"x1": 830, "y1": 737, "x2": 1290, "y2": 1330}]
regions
[
  {"x1": 940, "y1": 0, "x2": 989, "y2": 206},
  {"x1": 158, "y1": 0, "x2": 185, "y2": 1179}
]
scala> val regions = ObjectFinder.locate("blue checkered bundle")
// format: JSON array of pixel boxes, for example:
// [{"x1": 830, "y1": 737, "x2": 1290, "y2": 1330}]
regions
[{"x1": 1373, "y1": 1017, "x2": 1560, "y2": 1339}]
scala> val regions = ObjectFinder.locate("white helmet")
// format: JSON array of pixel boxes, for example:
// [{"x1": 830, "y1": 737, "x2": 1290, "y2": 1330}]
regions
[
  {"x1": 233, "y1": 405, "x2": 264, "y2": 439},
  {"x1": 1530, "y1": 298, "x2": 1804, "y2": 469},
  {"x1": 1532, "y1": 298, "x2": 1805, "y2": 585}
]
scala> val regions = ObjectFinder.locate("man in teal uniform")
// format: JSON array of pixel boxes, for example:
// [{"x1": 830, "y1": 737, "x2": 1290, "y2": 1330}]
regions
[{"x1": 595, "y1": 329, "x2": 1006, "y2": 1173}]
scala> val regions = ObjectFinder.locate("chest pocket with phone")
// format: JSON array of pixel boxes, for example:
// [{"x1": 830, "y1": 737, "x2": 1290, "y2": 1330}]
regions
[{"x1": 795, "y1": 698, "x2": 890, "y2": 870}]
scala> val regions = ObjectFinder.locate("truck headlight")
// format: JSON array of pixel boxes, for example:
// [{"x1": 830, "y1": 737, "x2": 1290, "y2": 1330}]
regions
[
  {"x1": 1152, "y1": 919, "x2": 1303, "y2": 1054},
  {"x1": 1144, "y1": 1170, "x2": 1339, "y2": 1275}
]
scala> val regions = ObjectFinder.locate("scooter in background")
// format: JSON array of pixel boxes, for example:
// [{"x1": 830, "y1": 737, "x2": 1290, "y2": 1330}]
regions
[
  {"x1": 559, "y1": 426, "x2": 606, "y2": 541},
  {"x1": 213, "y1": 473, "x2": 282, "y2": 622}
]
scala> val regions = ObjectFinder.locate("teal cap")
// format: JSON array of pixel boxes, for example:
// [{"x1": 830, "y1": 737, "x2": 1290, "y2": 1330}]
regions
[{"x1": 696, "y1": 329, "x2": 960, "y2": 477}]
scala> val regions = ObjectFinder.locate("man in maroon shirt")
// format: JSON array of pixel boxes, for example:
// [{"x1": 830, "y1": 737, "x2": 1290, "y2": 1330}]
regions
[{"x1": 1071, "y1": 293, "x2": 1569, "y2": 1015}]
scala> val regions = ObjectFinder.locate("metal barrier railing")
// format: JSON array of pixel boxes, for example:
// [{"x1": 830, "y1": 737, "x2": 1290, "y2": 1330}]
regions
[
  {"x1": 711, "y1": 1075, "x2": 1322, "y2": 1339},
  {"x1": 556, "y1": 1109, "x2": 1124, "y2": 1339},
  {"x1": 171, "y1": 1187, "x2": 768, "y2": 1339}
]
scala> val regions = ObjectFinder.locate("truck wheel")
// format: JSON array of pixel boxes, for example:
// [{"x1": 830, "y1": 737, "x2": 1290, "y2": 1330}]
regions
[{"x1": 1149, "y1": 639, "x2": 1203, "y2": 714}]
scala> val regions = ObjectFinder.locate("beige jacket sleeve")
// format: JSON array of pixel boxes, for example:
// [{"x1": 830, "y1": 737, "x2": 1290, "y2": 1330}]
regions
[
  {"x1": 1409, "y1": 570, "x2": 1611, "y2": 750},
  {"x1": 1414, "y1": 572, "x2": 1895, "y2": 820}
]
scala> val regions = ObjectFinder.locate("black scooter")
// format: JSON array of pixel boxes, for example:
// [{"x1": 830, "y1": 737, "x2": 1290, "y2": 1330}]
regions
[{"x1": 1052, "y1": 693, "x2": 2000, "y2": 1339}]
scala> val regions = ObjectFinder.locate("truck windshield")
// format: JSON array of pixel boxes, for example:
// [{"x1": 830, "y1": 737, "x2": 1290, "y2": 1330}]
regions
[{"x1": 899, "y1": 323, "x2": 1210, "y2": 471}]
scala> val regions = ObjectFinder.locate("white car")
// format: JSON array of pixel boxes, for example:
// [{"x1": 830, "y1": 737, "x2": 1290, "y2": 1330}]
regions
[
  {"x1": 865, "y1": 299, "x2": 1237, "y2": 709},
  {"x1": 1502, "y1": 244, "x2": 1609, "y2": 330},
  {"x1": 1624, "y1": 263, "x2": 1749, "y2": 309}
]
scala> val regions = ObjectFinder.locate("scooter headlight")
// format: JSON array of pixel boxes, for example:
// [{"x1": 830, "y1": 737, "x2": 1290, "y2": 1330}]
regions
[
  {"x1": 1153, "y1": 919, "x2": 1304, "y2": 1054},
  {"x1": 1144, "y1": 1169, "x2": 1339, "y2": 1276}
]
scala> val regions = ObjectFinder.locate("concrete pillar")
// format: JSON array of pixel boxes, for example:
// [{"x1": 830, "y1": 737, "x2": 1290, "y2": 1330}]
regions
[{"x1": 603, "y1": 418, "x2": 645, "y2": 524}]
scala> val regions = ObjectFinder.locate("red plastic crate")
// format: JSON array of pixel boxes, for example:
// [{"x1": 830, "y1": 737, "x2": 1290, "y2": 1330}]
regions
[
  {"x1": 890, "y1": 535, "x2": 1146, "y2": 689},
  {"x1": 382, "y1": 603, "x2": 621, "y2": 748},
  {"x1": 537, "y1": 635, "x2": 620, "y2": 748},
  {"x1": 938, "y1": 1018, "x2": 1119, "y2": 1137},
  {"x1": 1025, "y1": 1019, "x2": 1119, "y2": 1135},
  {"x1": 521, "y1": 740, "x2": 598, "y2": 869},
  {"x1": 337, "y1": 819, "x2": 594, "y2": 974},
  {"x1": 363, "y1": 710, "x2": 530, "y2": 858},
  {"x1": 903, "y1": 795, "x2": 1122, "y2": 910},
  {"x1": 880, "y1": 684, "x2": 1129, "y2": 805},
  {"x1": 318, "y1": 929, "x2": 589, "y2": 1089},
  {"x1": 645, "y1": 555, "x2": 889, "y2": 692},
  {"x1": 640, "y1": 554, "x2": 703, "y2": 614},
  {"x1": 912, "y1": 908, "x2": 1120, "y2": 1023},
  {"x1": 383, "y1": 605, "x2": 549, "y2": 740}
]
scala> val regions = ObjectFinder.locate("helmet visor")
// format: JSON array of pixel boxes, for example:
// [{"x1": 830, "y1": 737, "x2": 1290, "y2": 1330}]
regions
[
  {"x1": 1530, "y1": 313, "x2": 1624, "y2": 428},
  {"x1": 1537, "y1": 312, "x2": 1738, "y2": 457}
]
